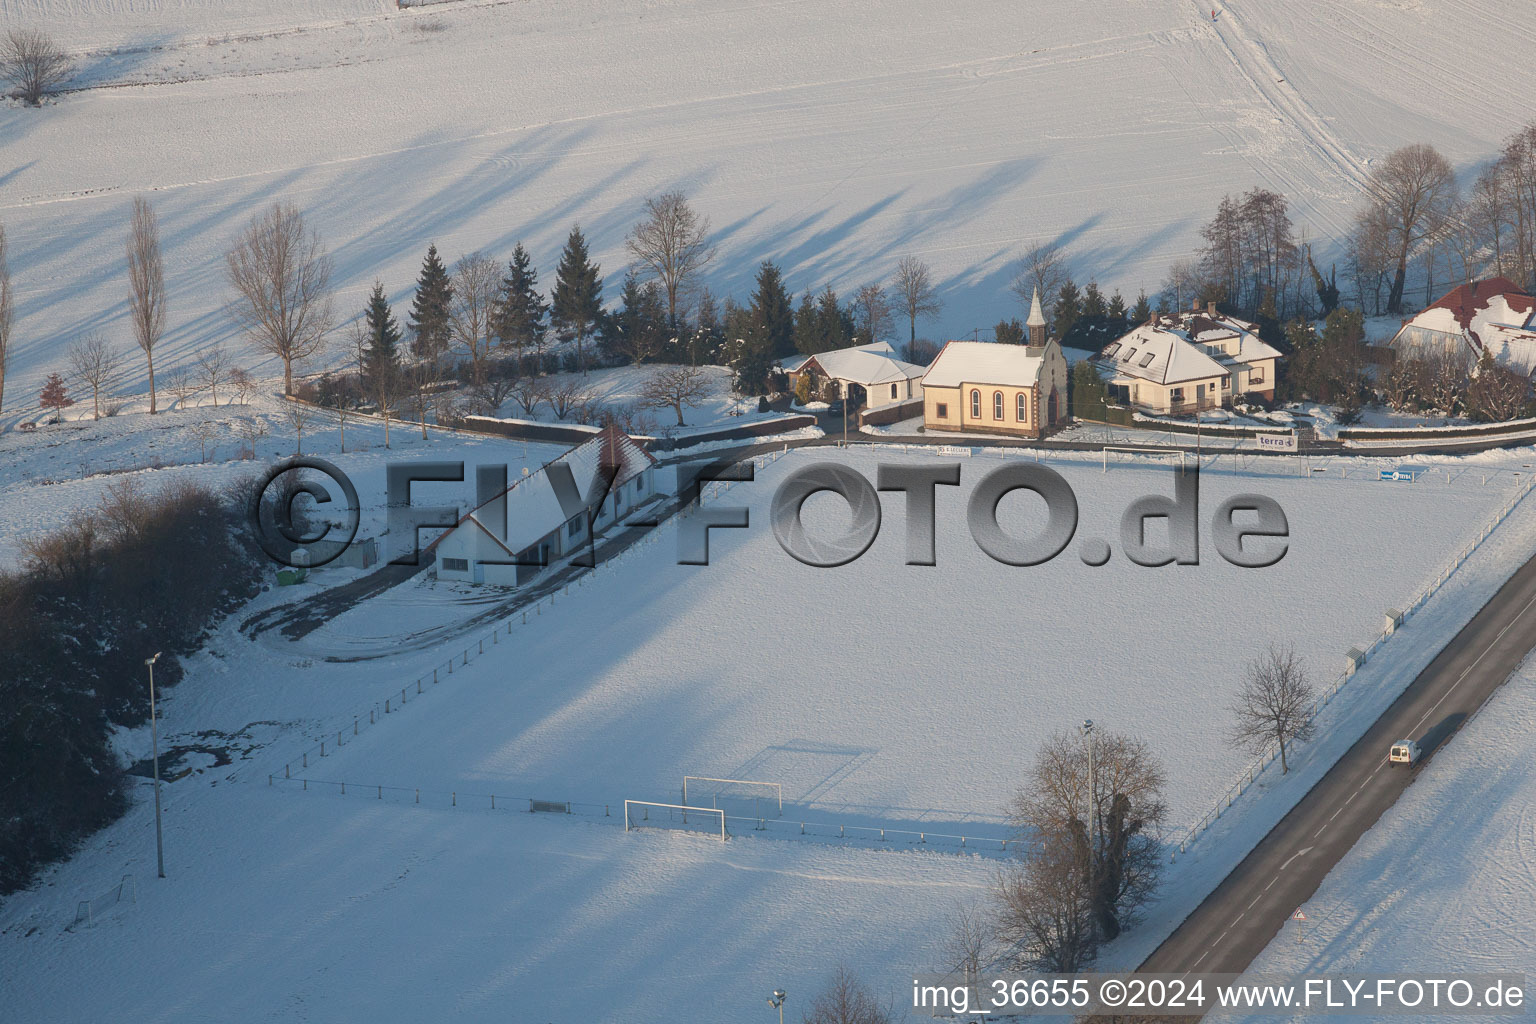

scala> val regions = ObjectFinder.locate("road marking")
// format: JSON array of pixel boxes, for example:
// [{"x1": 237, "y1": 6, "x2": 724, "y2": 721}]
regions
[
  {"x1": 1409, "y1": 586, "x2": 1536, "y2": 737},
  {"x1": 1279, "y1": 846, "x2": 1314, "y2": 871},
  {"x1": 1247, "y1": 894, "x2": 1263, "y2": 910},
  {"x1": 1312, "y1": 824, "x2": 1327, "y2": 839},
  {"x1": 1193, "y1": 951, "x2": 1208, "y2": 969},
  {"x1": 1264, "y1": 874, "x2": 1279, "y2": 891}
]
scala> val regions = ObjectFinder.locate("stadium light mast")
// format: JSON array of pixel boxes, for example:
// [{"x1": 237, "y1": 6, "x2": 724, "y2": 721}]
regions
[
  {"x1": 769, "y1": 989, "x2": 787, "y2": 1024},
  {"x1": 146, "y1": 652, "x2": 165, "y2": 879}
]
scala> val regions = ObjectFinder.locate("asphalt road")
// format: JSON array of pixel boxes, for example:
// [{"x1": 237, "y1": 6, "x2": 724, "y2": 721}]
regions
[{"x1": 1141, "y1": 541, "x2": 1536, "y2": 977}]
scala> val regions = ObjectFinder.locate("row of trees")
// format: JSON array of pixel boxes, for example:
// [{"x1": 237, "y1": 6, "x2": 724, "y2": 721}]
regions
[{"x1": 0, "y1": 478, "x2": 261, "y2": 895}]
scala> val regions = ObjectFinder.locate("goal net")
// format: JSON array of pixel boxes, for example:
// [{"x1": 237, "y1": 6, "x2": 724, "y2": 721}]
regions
[
  {"x1": 682, "y1": 776, "x2": 783, "y2": 817},
  {"x1": 624, "y1": 800, "x2": 727, "y2": 841},
  {"x1": 1102, "y1": 446, "x2": 1188, "y2": 473}
]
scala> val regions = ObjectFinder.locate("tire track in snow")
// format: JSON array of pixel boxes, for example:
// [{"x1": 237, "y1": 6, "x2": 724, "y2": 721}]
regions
[{"x1": 1199, "y1": 1, "x2": 1370, "y2": 194}]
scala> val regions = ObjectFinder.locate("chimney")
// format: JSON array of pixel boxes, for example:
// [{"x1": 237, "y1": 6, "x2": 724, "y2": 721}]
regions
[
  {"x1": 1191, "y1": 297, "x2": 1200, "y2": 313},
  {"x1": 1206, "y1": 301, "x2": 1218, "y2": 317}
]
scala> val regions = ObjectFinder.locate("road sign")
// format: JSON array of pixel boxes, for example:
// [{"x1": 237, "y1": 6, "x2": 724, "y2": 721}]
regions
[{"x1": 1292, "y1": 909, "x2": 1307, "y2": 921}]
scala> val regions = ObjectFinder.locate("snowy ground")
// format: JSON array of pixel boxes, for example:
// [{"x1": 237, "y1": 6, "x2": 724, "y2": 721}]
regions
[
  {"x1": 1231, "y1": 653, "x2": 1536, "y2": 1023},
  {"x1": 486, "y1": 363, "x2": 766, "y2": 434},
  {"x1": 7, "y1": 433, "x2": 1536, "y2": 1021},
  {"x1": 0, "y1": 388, "x2": 569, "y2": 567},
  {"x1": 4, "y1": 0, "x2": 1535, "y2": 411}
]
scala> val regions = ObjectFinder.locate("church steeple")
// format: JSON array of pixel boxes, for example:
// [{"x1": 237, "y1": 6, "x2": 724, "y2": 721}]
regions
[{"x1": 1027, "y1": 286, "x2": 1047, "y2": 347}]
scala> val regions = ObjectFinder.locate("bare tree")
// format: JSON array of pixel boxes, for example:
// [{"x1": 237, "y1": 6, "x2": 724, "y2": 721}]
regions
[
  {"x1": 225, "y1": 202, "x2": 334, "y2": 395},
  {"x1": 1005, "y1": 728, "x2": 1166, "y2": 950},
  {"x1": 801, "y1": 965, "x2": 892, "y2": 1024},
  {"x1": 1362, "y1": 144, "x2": 1459, "y2": 314},
  {"x1": 547, "y1": 379, "x2": 593, "y2": 420},
  {"x1": 373, "y1": 367, "x2": 402, "y2": 449},
  {"x1": 1160, "y1": 257, "x2": 1202, "y2": 314},
  {"x1": 508, "y1": 375, "x2": 548, "y2": 418},
  {"x1": 995, "y1": 837, "x2": 1097, "y2": 972},
  {"x1": 235, "y1": 416, "x2": 269, "y2": 459},
  {"x1": 283, "y1": 400, "x2": 312, "y2": 455},
  {"x1": 1012, "y1": 240, "x2": 1069, "y2": 322},
  {"x1": 126, "y1": 196, "x2": 166, "y2": 413},
  {"x1": 450, "y1": 251, "x2": 500, "y2": 384},
  {"x1": 892, "y1": 255, "x2": 942, "y2": 346},
  {"x1": 67, "y1": 332, "x2": 122, "y2": 420},
  {"x1": 851, "y1": 282, "x2": 894, "y2": 344},
  {"x1": 1229, "y1": 643, "x2": 1316, "y2": 775},
  {"x1": 624, "y1": 191, "x2": 716, "y2": 324},
  {"x1": 0, "y1": 222, "x2": 14, "y2": 415},
  {"x1": 228, "y1": 366, "x2": 257, "y2": 406},
  {"x1": 0, "y1": 29, "x2": 72, "y2": 106},
  {"x1": 196, "y1": 344, "x2": 231, "y2": 407},
  {"x1": 187, "y1": 418, "x2": 217, "y2": 463},
  {"x1": 638, "y1": 365, "x2": 713, "y2": 426},
  {"x1": 162, "y1": 365, "x2": 196, "y2": 410},
  {"x1": 941, "y1": 902, "x2": 996, "y2": 1001}
]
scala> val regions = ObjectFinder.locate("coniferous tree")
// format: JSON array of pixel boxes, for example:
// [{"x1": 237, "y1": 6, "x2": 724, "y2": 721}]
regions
[
  {"x1": 361, "y1": 280, "x2": 402, "y2": 388},
  {"x1": 550, "y1": 226, "x2": 604, "y2": 373},
  {"x1": 1131, "y1": 291, "x2": 1153, "y2": 325},
  {"x1": 1081, "y1": 282, "x2": 1107, "y2": 320},
  {"x1": 813, "y1": 285, "x2": 853, "y2": 353},
  {"x1": 493, "y1": 242, "x2": 547, "y2": 371},
  {"x1": 793, "y1": 292, "x2": 820, "y2": 355},
  {"x1": 995, "y1": 318, "x2": 1026, "y2": 345},
  {"x1": 748, "y1": 261, "x2": 794, "y2": 358},
  {"x1": 602, "y1": 271, "x2": 668, "y2": 364},
  {"x1": 1053, "y1": 280, "x2": 1082, "y2": 341},
  {"x1": 408, "y1": 245, "x2": 453, "y2": 363},
  {"x1": 1106, "y1": 290, "x2": 1127, "y2": 325},
  {"x1": 39, "y1": 372, "x2": 72, "y2": 422},
  {"x1": 687, "y1": 288, "x2": 724, "y2": 365}
]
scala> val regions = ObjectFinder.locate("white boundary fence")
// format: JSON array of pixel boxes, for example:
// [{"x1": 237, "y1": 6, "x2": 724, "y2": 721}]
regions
[
  {"x1": 682, "y1": 776, "x2": 783, "y2": 815},
  {"x1": 624, "y1": 800, "x2": 727, "y2": 841},
  {"x1": 1173, "y1": 470, "x2": 1536, "y2": 859}
]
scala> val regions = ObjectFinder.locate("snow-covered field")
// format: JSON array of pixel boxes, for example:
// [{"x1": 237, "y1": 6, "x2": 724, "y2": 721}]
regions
[
  {"x1": 4, "y1": 0, "x2": 1535, "y2": 414},
  {"x1": 1234, "y1": 653, "x2": 1536, "y2": 1023},
  {"x1": 7, "y1": 425, "x2": 1536, "y2": 1020}
]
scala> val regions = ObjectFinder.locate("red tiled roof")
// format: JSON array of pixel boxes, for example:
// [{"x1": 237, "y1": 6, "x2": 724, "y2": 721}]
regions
[{"x1": 1425, "y1": 277, "x2": 1534, "y2": 329}]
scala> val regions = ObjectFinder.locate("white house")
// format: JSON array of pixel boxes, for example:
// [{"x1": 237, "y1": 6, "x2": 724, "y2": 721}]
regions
[
  {"x1": 1095, "y1": 304, "x2": 1281, "y2": 414},
  {"x1": 781, "y1": 340, "x2": 928, "y2": 407},
  {"x1": 432, "y1": 425, "x2": 659, "y2": 586},
  {"x1": 1387, "y1": 277, "x2": 1536, "y2": 375}
]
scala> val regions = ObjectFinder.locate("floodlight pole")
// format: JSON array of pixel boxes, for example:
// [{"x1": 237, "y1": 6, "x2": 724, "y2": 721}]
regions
[
  {"x1": 1081, "y1": 719, "x2": 1095, "y2": 895},
  {"x1": 769, "y1": 989, "x2": 787, "y2": 1024},
  {"x1": 146, "y1": 652, "x2": 165, "y2": 879}
]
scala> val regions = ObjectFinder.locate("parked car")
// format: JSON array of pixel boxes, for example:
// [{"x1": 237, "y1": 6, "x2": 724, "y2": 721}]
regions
[{"x1": 1388, "y1": 739, "x2": 1421, "y2": 766}]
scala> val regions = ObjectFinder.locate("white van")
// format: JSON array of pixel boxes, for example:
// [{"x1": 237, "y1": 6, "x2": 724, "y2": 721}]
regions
[{"x1": 1389, "y1": 740, "x2": 1421, "y2": 766}]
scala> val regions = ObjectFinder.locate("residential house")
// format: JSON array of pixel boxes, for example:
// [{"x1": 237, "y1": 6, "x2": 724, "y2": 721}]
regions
[
  {"x1": 1095, "y1": 303, "x2": 1280, "y2": 414},
  {"x1": 1386, "y1": 277, "x2": 1536, "y2": 375},
  {"x1": 920, "y1": 290, "x2": 1069, "y2": 437},
  {"x1": 432, "y1": 424, "x2": 658, "y2": 586},
  {"x1": 781, "y1": 339, "x2": 928, "y2": 409}
]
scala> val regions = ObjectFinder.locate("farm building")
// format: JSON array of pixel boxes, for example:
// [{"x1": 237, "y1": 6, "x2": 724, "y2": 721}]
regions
[{"x1": 432, "y1": 425, "x2": 658, "y2": 586}]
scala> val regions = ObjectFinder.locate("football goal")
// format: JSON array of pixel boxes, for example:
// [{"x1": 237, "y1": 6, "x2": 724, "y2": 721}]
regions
[
  {"x1": 682, "y1": 776, "x2": 783, "y2": 816},
  {"x1": 1102, "y1": 446, "x2": 1188, "y2": 473},
  {"x1": 624, "y1": 800, "x2": 727, "y2": 841}
]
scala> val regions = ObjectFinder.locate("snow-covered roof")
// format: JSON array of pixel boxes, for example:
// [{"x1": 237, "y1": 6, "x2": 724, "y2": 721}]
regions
[
  {"x1": 437, "y1": 425, "x2": 656, "y2": 557},
  {"x1": 1096, "y1": 311, "x2": 1278, "y2": 385},
  {"x1": 784, "y1": 340, "x2": 927, "y2": 385},
  {"x1": 1391, "y1": 278, "x2": 1536, "y2": 373},
  {"x1": 921, "y1": 340, "x2": 1047, "y2": 388}
]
